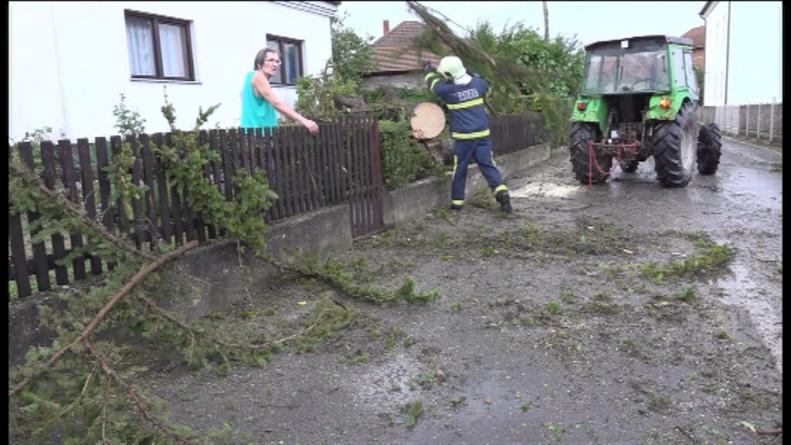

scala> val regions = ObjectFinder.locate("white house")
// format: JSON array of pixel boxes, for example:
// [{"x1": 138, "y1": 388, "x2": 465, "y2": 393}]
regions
[
  {"x1": 9, "y1": 1, "x2": 340, "y2": 142},
  {"x1": 699, "y1": 1, "x2": 782, "y2": 106}
]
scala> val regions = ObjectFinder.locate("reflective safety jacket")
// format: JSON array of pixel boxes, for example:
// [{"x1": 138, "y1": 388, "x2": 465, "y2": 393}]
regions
[{"x1": 425, "y1": 72, "x2": 490, "y2": 140}]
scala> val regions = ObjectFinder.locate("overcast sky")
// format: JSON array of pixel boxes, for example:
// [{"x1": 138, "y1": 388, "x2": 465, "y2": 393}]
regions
[{"x1": 337, "y1": 1, "x2": 707, "y2": 48}]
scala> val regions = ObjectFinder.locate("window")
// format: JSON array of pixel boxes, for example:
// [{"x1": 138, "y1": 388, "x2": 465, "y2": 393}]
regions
[
  {"x1": 125, "y1": 10, "x2": 194, "y2": 80},
  {"x1": 683, "y1": 50, "x2": 698, "y2": 94},
  {"x1": 671, "y1": 48, "x2": 685, "y2": 88},
  {"x1": 266, "y1": 34, "x2": 304, "y2": 85}
]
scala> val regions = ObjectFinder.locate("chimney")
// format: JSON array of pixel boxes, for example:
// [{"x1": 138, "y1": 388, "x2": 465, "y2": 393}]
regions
[{"x1": 383, "y1": 20, "x2": 390, "y2": 35}]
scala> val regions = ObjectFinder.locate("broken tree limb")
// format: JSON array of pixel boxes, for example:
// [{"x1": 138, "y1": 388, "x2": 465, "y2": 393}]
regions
[
  {"x1": 83, "y1": 340, "x2": 197, "y2": 445},
  {"x1": 9, "y1": 240, "x2": 199, "y2": 398},
  {"x1": 9, "y1": 159, "x2": 157, "y2": 262}
]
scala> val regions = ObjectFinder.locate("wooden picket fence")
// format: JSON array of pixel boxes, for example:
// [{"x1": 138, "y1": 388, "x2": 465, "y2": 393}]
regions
[
  {"x1": 8, "y1": 111, "x2": 546, "y2": 299},
  {"x1": 8, "y1": 115, "x2": 383, "y2": 298},
  {"x1": 490, "y1": 111, "x2": 546, "y2": 155}
]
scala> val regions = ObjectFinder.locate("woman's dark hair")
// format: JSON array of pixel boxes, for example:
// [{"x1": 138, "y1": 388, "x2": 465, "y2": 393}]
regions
[{"x1": 254, "y1": 48, "x2": 280, "y2": 70}]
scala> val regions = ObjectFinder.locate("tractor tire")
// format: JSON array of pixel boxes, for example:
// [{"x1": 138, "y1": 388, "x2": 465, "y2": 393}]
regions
[
  {"x1": 570, "y1": 122, "x2": 611, "y2": 184},
  {"x1": 652, "y1": 102, "x2": 698, "y2": 187},
  {"x1": 619, "y1": 159, "x2": 639, "y2": 172},
  {"x1": 697, "y1": 122, "x2": 722, "y2": 175}
]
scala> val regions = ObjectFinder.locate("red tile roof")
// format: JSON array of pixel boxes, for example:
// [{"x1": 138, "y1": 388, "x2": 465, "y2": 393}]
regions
[
  {"x1": 682, "y1": 26, "x2": 705, "y2": 48},
  {"x1": 368, "y1": 21, "x2": 442, "y2": 74}
]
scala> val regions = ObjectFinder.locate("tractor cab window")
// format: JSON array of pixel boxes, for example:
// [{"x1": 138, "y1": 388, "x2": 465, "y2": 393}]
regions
[
  {"x1": 683, "y1": 50, "x2": 698, "y2": 94},
  {"x1": 582, "y1": 50, "x2": 670, "y2": 94},
  {"x1": 671, "y1": 48, "x2": 685, "y2": 89}
]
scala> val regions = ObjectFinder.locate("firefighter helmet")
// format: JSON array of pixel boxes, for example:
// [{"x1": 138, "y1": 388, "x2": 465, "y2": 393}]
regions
[{"x1": 437, "y1": 56, "x2": 466, "y2": 81}]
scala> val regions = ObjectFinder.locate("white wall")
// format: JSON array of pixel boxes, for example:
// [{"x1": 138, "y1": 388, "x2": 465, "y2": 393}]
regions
[
  {"x1": 9, "y1": 1, "x2": 335, "y2": 141},
  {"x1": 728, "y1": 1, "x2": 782, "y2": 105},
  {"x1": 702, "y1": 1, "x2": 729, "y2": 106},
  {"x1": 9, "y1": 3, "x2": 66, "y2": 140}
]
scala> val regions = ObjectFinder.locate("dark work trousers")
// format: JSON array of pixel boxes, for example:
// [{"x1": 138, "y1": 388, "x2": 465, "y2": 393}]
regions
[{"x1": 451, "y1": 136, "x2": 504, "y2": 203}]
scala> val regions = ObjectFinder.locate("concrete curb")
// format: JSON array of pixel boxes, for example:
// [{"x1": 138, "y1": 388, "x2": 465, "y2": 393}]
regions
[{"x1": 383, "y1": 142, "x2": 551, "y2": 227}]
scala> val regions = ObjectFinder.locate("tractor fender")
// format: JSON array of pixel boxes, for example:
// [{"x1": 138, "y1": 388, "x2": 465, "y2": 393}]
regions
[{"x1": 646, "y1": 93, "x2": 694, "y2": 120}]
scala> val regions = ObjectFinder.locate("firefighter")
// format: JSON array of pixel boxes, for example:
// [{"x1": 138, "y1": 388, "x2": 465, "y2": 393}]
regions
[{"x1": 423, "y1": 56, "x2": 512, "y2": 213}]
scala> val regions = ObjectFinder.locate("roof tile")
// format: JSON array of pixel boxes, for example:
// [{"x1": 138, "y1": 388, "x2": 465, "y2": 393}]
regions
[{"x1": 368, "y1": 21, "x2": 442, "y2": 73}]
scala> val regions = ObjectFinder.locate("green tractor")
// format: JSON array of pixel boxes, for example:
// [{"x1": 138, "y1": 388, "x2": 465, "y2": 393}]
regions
[{"x1": 569, "y1": 35, "x2": 722, "y2": 187}]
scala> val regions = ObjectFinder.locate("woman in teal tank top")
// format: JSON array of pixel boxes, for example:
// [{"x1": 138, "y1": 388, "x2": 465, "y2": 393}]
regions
[{"x1": 241, "y1": 48, "x2": 319, "y2": 134}]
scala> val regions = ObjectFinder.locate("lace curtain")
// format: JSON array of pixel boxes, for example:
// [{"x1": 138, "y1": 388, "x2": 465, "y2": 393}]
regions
[{"x1": 126, "y1": 17, "x2": 155, "y2": 76}]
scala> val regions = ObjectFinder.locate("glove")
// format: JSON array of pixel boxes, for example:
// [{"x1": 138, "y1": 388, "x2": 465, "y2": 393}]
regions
[{"x1": 422, "y1": 61, "x2": 434, "y2": 73}]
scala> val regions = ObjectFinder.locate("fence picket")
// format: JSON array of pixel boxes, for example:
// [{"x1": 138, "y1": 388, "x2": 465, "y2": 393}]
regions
[
  {"x1": 110, "y1": 136, "x2": 131, "y2": 244},
  {"x1": 18, "y1": 143, "x2": 51, "y2": 291},
  {"x1": 152, "y1": 134, "x2": 172, "y2": 244},
  {"x1": 41, "y1": 141, "x2": 69, "y2": 284},
  {"x1": 139, "y1": 134, "x2": 160, "y2": 249},
  {"x1": 94, "y1": 137, "x2": 117, "y2": 270},
  {"x1": 9, "y1": 212, "x2": 31, "y2": 297},
  {"x1": 77, "y1": 138, "x2": 102, "y2": 274},
  {"x1": 58, "y1": 139, "x2": 87, "y2": 280},
  {"x1": 127, "y1": 136, "x2": 147, "y2": 250}
]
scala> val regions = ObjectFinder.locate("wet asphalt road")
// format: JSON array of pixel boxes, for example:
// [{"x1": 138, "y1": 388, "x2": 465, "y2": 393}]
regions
[{"x1": 510, "y1": 136, "x2": 783, "y2": 372}]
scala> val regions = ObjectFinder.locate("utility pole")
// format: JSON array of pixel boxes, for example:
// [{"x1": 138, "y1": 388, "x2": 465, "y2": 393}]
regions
[{"x1": 543, "y1": 1, "x2": 549, "y2": 41}]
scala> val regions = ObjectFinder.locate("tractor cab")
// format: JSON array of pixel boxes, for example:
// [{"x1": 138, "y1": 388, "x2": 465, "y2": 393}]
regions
[{"x1": 568, "y1": 35, "x2": 721, "y2": 188}]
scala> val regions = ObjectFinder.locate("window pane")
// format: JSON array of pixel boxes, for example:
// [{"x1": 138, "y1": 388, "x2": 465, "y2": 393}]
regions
[
  {"x1": 266, "y1": 40, "x2": 282, "y2": 83},
  {"x1": 159, "y1": 23, "x2": 188, "y2": 77},
  {"x1": 284, "y1": 42, "x2": 300, "y2": 84},
  {"x1": 126, "y1": 17, "x2": 156, "y2": 76},
  {"x1": 684, "y1": 52, "x2": 697, "y2": 93}
]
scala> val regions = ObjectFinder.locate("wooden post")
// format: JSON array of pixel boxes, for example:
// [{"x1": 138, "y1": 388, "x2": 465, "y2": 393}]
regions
[{"x1": 757, "y1": 103, "x2": 762, "y2": 140}]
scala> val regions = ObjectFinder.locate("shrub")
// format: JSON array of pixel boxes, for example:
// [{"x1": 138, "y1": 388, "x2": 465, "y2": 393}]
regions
[{"x1": 378, "y1": 118, "x2": 441, "y2": 190}]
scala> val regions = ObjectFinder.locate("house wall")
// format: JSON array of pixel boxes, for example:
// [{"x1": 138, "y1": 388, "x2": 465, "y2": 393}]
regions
[
  {"x1": 727, "y1": 1, "x2": 782, "y2": 105},
  {"x1": 9, "y1": 1, "x2": 335, "y2": 142},
  {"x1": 702, "y1": 1, "x2": 729, "y2": 106},
  {"x1": 361, "y1": 72, "x2": 424, "y2": 91}
]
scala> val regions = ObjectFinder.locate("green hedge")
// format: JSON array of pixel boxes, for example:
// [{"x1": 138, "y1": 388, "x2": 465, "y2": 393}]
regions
[{"x1": 378, "y1": 119, "x2": 445, "y2": 190}]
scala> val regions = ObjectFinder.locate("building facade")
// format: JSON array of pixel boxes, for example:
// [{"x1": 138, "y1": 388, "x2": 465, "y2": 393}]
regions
[
  {"x1": 699, "y1": 1, "x2": 782, "y2": 106},
  {"x1": 9, "y1": 1, "x2": 339, "y2": 141}
]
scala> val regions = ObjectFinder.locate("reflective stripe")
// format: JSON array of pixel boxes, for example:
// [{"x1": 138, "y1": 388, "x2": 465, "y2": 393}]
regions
[
  {"x1": 452, "y1": 154, "x2": 458, "y2": 177},
  {"x1": 451, "y1": 199, "x2": 464, "y2": 206},
  {"x1": 494, "y1": 184, "x2": 509, "y2": 193},
  {"x1": 447, "y1": 98, "x2": 484, "y2": 110},
  {"x1": 430, "y1": 78, "x2": 441, "y2": 91},
  {"x1": 425, "y1": 72, "x2": 440, "y2": 82},
  {"x1": 451, "y1": 129, "x2": 491, "y2": 139}
]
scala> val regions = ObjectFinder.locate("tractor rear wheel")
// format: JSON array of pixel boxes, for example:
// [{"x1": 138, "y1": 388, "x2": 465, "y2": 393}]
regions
[
  {"x1": 570, "y1": 122, "x2": 611, "y2": 184},
  {"x1": 652, "y1": 102, "x2": 697, "y2": 187},
  {"x1": 697, "y1": 122, "x2": 722, "y2": 175}
]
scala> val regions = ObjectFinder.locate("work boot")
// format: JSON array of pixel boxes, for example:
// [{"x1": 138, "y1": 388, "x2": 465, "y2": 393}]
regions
[{"x1": 495, "y1": 190, "x2": 512, "y2": 214}]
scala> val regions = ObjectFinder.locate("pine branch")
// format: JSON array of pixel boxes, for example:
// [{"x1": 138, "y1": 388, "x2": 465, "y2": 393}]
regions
[
  {"x1": 9, "y1": 241, "x2": 199, "y2": 398},
  {"x1": 9, "y1": 159, "x2": 156, "y2": 262},
  {"x1": 84, "y1": 340, "x2": 197, "y2": 445},
  {"x1": 136, "y1": 294, "x2": 328, "y2": 351}
]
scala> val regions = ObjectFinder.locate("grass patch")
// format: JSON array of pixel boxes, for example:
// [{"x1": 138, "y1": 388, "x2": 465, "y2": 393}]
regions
[
  {"x1": 673, "y1": 287, "x2": 696, "y2": 302},
  {"x1": 560, "y1": 289, "x2": 576, "y2": 304},
  {"x1": 640, "y1": 236, "x2": 734, "y2": 283},
  {"x1": 383, "y1": 326, "x2": 403, "y2": 350},
  {"x1": 546, "y1": 422, "x2": 566, "y2": 440},
  {"x1": 403, "y1": 401, "x2": 423, "y2": 428},
  {"x1": 294, "y1": 297, "x2": 357, "y2": 354},
  {"x1": 647, "y1": 394, "x2": 672, "y2": 412},
  {"x1": 546, "y1": 300, "x2": 561, "y2": 315}
]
